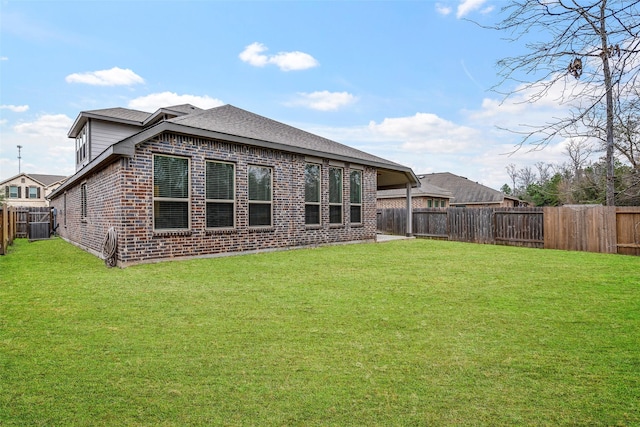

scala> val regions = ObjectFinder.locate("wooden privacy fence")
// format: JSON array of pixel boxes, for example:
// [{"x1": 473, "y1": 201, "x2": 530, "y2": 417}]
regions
[
  {"x1": 0, "y1": 205, "x2": 55, "y2": 255},
  {"x1": 1, "y1": 204, "x2": 18, "y2": 255},
  {"x1": 377, "y1": 206, "x2": 640, "y2": 255}
]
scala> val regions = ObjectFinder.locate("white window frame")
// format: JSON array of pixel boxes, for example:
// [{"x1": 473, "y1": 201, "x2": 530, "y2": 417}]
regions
[
  {"x1": 28, "y1": 186, "x2": 40, "y2": 199},
  {"x1": 248, "y1": 165, "x2": 273, "y2": 227},
  {"x1": 206, "y1": 160, "x2": 236, "y2": 229},
  {"x1": 76, "y1": 124, "x2": 88, "y2": 165},
  {"x1": 153, "y1": 154, "x2": 191, "y2": 231},
  {"x1": 8, "y1": 185, "x2": 20, "y2": 199}
]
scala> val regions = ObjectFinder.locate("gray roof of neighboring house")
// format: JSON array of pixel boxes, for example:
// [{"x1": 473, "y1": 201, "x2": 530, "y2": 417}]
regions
[
  {"x1": 378, "y1": 178, "x2": 452, "y2": 199},
  {"x1": 28, "y1": 174, "x2": 68, "y2": 186},
  {"x1": 1, "y1": 173, "x2": 67, "y2": 187},
  {"x1": 420, "y1": 172, "x2": 504, "y2": 205}
]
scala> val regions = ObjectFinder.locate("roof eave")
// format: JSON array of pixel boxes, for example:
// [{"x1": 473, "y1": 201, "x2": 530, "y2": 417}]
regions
[
  {"x1": 117, "y1": 122, "x2": 421, "y2": 187},
  {"x1": 54, "y1": 121, "x2": 420, "y2": 197},
  {"x1": 48, "y1": 147, "x2": 124, "y2": 199},
  {"x1": 68, "y1": 111, "x2": 145, "y2": 138}
]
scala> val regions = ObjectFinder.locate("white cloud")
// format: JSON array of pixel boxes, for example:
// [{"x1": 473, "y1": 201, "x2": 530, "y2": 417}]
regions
[
  {"x1": 368, "y1": 113, "x2": 480, "y2": 154},
  {"x1": 0, "y1": 104, "x2": 29, "y2": 112},
  {"x1": 435, "y1": 3, "x2": 452, "y2": 15},
  {"x1": 65, "y1": 67, "x2": 145, "y2": 86},
  {"x1": 239, "y1": 42, "x2": 319, "y2": 71},
  {"x1": 457, "y1": 0, "x2": 488, "y2": 18},
  {"x1": 0, "y1": 114, "x2": 76, "y2": 177},
  {"x1": 1, "y1": 56, "x2": 8, "y2": 61},
  {"x1": 289, "y1": 91, "x2": 356, "y2": 111},
  {"x1": 13, "y1": 114, "x2": 73, "y2": 136},
  {"x1": 127, "y1": 92, "x2": 224, "y2": 112}
]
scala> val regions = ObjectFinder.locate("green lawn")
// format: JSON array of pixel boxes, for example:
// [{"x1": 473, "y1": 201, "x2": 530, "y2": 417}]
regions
[{"x1": 1, "y1": 238, "x2": 639, "y2": 426}]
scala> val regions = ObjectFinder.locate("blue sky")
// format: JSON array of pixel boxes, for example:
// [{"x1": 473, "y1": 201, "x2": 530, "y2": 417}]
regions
[{"x1": 1, "y1": 0, "x2": 577, "y2": 189}]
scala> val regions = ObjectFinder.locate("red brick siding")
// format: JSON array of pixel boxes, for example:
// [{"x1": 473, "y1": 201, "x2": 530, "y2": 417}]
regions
[
  {"x1": 52, "y1": 132, "x2": 377, "y2": 266},
  {"x1": 377, "y1": 196, "x2": 449, "y2": 209}
]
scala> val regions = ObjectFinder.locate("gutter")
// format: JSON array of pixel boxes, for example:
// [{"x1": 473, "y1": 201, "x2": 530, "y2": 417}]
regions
[{"x1": 51, "y1": 121, "x2": 420, "y2": 199}]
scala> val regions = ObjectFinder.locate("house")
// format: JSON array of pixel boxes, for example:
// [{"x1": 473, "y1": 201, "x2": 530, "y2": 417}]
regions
[
  {"x1": 49, "y1": 104, "x2": 419, "y2": 266},
  {"x1": 415, "y1": 172, "x2": 525, "y2": 207},
  {"x1": 1, "y1": 173, "x2": 67, "y2": 207},
  {"x1": 377, "y1": 179, "x2": 452, "y2": 209}
]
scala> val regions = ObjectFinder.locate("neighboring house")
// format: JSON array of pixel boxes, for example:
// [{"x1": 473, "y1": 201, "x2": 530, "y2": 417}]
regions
[
  {"x1": 377, "y1": 179, "x2": 452, "y2": 209},
  {"x1": 1, "y1": 173, "x2": 67, "y2": 207},
  {"x1": 49, "y1": 104, "x2": 419, "y2": 266},
  {"x1": 417, "y1": 172, "x2": 526, "y2": 207}
]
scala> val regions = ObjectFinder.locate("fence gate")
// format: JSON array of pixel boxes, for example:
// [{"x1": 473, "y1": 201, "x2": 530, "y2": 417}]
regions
[{"x1": 28, "y1": 207, "x2": 52, "y2": 241}]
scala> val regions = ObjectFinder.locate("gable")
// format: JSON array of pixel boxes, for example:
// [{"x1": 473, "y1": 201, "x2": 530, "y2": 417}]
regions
[{"x1": 51, "y1": 104, "x2": 419, "y2": 199}]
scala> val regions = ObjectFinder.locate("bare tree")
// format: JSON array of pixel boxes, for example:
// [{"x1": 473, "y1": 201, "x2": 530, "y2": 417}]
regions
[
  {"x1": 517, "y1": 165, "x2": 537, "y2": 189},
  {"x1": 506, "y1": 163, "x2": 519, "y2": 194},
  {"x1": 488, "y1": 0, "x2": 640, "y2": 205},
  {"x1": 535, "y1": 161, "x2": 553, "y2": 183},
  {"x1": 565, "y1": 138, "x2": 594, "y2": 177},
  {"x1": 614, "y1": 87, "x2": 640, "y2": 170}
]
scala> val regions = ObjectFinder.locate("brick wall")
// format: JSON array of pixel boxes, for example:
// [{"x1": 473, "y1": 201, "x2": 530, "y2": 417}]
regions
[
  {"x1": 52, "y1": 132, "x2": 377, "y2": 266},
  {"x1": 52, "y1": 160, "x2": 124, "y2": 258},
  {"x1": 377, "y1": 196, "x2": 449, "y2": 209}
]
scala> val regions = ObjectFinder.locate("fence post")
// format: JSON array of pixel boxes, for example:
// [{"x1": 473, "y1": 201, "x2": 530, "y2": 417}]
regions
[{"x1": 405, "y1": 183, "x2": 413, "y2": 237}]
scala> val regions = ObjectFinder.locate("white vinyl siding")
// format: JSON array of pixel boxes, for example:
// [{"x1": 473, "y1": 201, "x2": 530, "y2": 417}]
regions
[{"x1": 88, "y1": 120, "x2": 141, "y2": 161}]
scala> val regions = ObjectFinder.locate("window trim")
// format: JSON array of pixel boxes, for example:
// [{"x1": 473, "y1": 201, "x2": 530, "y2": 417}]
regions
[
  {"x1": 248, "y1": 164, "x2": 273, "y2": 228},
  {"x1": 329, "y1": 167, "x2": 343, "y2": 225},
  {"x1": 80, "y1": 182, "x2": 87, "y2": 220},
  {"x1": 349, "y1": 169, "x2": 362, "y2": 224},
  {"x1": 304, "y1": 163, "x2": 321, "y2": 226},
  {"x1": 27, "y1": 186, "x2": 40, "y2": 199},
  {"x1": 205, "y1": 160, "x2": 236, "y2": 229},
  {"x1": 76, "y1": 124, "x2": 88, "y2": 165},
  {"x1": 7, "y1": 185, "x2": 20, "y2": 199},
  {"x1": 152, "y1": 153, "x2": 191, "y2": 231}
]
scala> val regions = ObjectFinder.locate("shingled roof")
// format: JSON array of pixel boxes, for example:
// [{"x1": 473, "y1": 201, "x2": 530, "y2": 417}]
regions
[
  {"x1": 53, "y1": 104, "x2": 419, "y2": 197},
  {"x1": 420, "y1": 172, "x2": 504, "y2": 205},
  {"x1": 168, "y1": 105, "x2": 401, "y2": 167},
  {"x1": 377, "y1": 177, "x2": 452, "y2": 199}
]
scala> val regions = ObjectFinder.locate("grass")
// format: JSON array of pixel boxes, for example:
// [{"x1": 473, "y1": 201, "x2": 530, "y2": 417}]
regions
[{"x1": 1, "y1": 238, "x2": 639, "y2": 426}]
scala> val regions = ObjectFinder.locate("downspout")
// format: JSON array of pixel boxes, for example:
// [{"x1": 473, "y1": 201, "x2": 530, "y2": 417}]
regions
[{"x1": 405, "y1": 182, "x2": 413, "y2": 237}]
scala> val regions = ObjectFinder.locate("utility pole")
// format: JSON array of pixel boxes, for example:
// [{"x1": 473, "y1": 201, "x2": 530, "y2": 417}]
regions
[{"x1": 17, "y1": 145, "x2": 22, "y2": 174}]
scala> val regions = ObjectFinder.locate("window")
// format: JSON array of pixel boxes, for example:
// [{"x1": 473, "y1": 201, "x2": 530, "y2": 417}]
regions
[
  {"x1": 27, "y1": 186, "x2": 40, "y2": 199},
  {"x1": 76, "y1": 124, "x2": 88, "y2": 164},
  {"x1": 329, "y1": 167, "x2": 342, "y2": 224},
  {"x1": 305, "y1": 164, "x2": 321, "y2": 225},
  {"x1": 428, "y1": 199, "x2": 433, "y2": 208},
  {"x1": 248, "y1": 165, "x2": 272, "y2": 227},
  {"x1": 206, "y1": 161, "x2": 235, "y2": 228},
  {"x1": 80, "y1": 183, "x2": 87, "y2": 219},
  {"x1": 153, "y1": 154, "x2": 190, "y2": 230},
  {"x1": 350, "y1": 170, "x2": 362, "y2": 224},
  {"x1": 6, "y1": 185, "x2": 20, "y2": 199}
]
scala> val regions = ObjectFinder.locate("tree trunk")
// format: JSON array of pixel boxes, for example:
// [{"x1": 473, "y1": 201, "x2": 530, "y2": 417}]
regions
[{"x1": 600, "y1": 1, "x2": 616, "y2": 206}]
